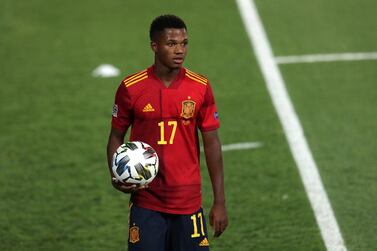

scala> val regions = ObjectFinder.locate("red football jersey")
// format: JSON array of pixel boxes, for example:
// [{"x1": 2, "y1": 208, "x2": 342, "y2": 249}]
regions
[{"x1": 112, "y1": 66, "x2": 219, "y2": 214}]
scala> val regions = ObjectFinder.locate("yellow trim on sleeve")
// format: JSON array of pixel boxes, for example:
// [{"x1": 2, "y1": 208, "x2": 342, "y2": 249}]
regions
[
  {"x1": 123, "y1": 70, "x2": 147, "y2": 84},
  {"x1": 186, "y1": 69, "x2": 208, "y2": 83},
  {"x1": 185, "y1": 73, "x2": 207, "y2": 85},
  {"x1": 125, "y1": 75, "x2": 148, "y2": 87}
]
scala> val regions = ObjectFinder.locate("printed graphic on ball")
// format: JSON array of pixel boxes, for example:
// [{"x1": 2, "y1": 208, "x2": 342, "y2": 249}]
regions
[{"x1": 112, "y1": 141, "x2": 159, "y2": 185}]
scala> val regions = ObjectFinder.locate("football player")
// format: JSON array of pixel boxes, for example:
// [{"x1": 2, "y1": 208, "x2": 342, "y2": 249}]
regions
[{"x1": 107, "y1": 14, "x2": 228, "y2": 251}]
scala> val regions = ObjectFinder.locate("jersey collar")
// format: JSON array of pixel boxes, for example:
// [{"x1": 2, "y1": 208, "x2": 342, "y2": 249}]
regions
[{"x1": 148, "y1": 65, "x2": 186, "y2": 89}]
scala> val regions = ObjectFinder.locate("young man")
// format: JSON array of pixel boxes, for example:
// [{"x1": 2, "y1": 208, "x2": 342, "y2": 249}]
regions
[{"x1": 107, "y1": 14, "x2": 228, "y2": 250}]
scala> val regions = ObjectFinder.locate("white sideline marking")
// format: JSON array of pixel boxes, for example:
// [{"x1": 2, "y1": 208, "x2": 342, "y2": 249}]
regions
[
  {"x1": 222, "y1": 142, "x2": 262, "y2": 152},
  {"x1": 236, "y1": 0, "x2": 347, "y2": 250},
  {"x1": 275, "y1": 52, "x2": 377, "y2": 64},
  {"x1": 200, "y1": 142, "x2": 263, "y2": 152}
]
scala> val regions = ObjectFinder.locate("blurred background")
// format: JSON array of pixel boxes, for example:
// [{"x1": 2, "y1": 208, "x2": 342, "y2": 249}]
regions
[{"x1": 1, "y1": 0, "x2": 376, "y2": 250}]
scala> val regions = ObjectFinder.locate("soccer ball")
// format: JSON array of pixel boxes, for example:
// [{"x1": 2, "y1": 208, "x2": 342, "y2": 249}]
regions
[{"x1": 112, "y1": 141, "x2": 159, "y2": 185}]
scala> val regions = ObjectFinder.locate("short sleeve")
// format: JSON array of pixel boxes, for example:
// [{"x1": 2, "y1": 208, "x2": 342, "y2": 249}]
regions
[
  {"x1": 111, "y1": 83, "x2": 133, "y2": 132},
  {"x1": 197, "y1": 82, "x2": 220, "y2": 132}
]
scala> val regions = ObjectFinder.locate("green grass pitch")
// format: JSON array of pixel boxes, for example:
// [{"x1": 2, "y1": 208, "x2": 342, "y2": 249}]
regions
[{"x1": 1, "y1": 0, "x2": 376, "y2": 250}]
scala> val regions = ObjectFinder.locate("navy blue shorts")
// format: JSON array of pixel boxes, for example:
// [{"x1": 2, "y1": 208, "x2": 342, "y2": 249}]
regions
[{"x1": 128, "y1": 204, "x2": 210, "y2": 251}]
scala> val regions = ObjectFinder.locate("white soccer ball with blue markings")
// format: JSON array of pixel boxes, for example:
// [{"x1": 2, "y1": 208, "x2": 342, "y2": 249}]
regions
[{"x1": 112, "y1": 141, "x2": 159, "y2": 185}]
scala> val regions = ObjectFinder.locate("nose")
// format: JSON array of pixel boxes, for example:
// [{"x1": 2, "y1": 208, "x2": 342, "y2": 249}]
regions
[{"x1": 174, "y1": 44, "x2": 185, "y2": 54}]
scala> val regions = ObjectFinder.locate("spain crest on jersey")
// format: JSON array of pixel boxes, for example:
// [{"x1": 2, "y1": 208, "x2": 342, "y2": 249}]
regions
[{"x1": 181, "y1": 100, "x2": 196, "y2": 119}]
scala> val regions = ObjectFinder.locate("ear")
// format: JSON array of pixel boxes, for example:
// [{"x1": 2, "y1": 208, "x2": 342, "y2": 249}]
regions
[{"x1": 150, "y1": 41, "x2": 158, "y2": 53}]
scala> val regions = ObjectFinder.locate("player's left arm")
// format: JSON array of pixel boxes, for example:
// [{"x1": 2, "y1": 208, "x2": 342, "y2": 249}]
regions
[{"x1": 202, "y1": 129, "x2": 228, "y2": 237}]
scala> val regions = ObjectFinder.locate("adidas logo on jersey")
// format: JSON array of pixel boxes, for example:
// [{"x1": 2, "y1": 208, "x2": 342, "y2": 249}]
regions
[
  {"x1": 142, "y1": 103, "x2": 155, "y2": 112},
  {"x1": 199, "y1": 237, "x2": 209, "y2": 247}
]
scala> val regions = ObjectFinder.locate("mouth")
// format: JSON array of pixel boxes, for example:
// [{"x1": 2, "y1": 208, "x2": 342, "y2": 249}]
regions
[{"x1": 173, "y1": 58, "x2": 184, "y2": 64}]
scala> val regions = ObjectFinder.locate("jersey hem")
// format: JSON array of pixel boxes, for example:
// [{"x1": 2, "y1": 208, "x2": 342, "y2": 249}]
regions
[{"x1": 133, "y1": 202, "x2": 202, "y2": 215}]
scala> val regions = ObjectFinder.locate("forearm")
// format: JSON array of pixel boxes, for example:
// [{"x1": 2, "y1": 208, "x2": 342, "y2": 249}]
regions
[
  {"x1": 202, "y1": 130, "x2": 228, "y2": 237},
  {"x1": 106, "y1": 127, "x2": 146, "y2": 193},
  {"x1": 203, "y1": 131, "x2": 226, "y2": 204},
  {"x1": 106, "y1": 128, "x2": 127, "y2": 175}
]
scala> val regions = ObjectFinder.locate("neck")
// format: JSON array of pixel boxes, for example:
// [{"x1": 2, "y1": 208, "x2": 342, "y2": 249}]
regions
[{"x1": 154, "y1": 60, "x2": 181, "y2": 87}]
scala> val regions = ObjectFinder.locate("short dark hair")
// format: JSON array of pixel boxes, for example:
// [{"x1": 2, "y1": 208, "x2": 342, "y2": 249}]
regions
[{"x1": 149, "y1": 14, "x2": 187, "y2": 41}]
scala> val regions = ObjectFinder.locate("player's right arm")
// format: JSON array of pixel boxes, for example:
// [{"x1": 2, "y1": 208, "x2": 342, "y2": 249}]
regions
[
  {"x1": 106, "y1": 127, "x2": 126, "y2": 173},
  {"x1": 107, "y1": 80, "x2": 147, "y2": 193},
  {"x1": 107, "y1": 127, "x2": 148, "y2": 193},
  {"x1": 107, "y1": 127, "x2": 134, "y2": 193}
]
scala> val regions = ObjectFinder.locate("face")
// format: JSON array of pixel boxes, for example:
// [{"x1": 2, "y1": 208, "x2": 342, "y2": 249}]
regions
[{"x1": 151, "y1": 28, "x2": 188, "y2": 69}]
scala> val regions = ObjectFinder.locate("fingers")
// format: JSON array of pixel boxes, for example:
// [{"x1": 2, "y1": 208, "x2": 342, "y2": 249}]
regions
[
  {"x1": 209, "y1": 205, "x2": 228, "y2": 238},
  {"x1": 213, "y1": 220, "x2": 228, "y2": 237},
  {"x1": 111, "y1": 178, "x2": 148, "y2": 193}
]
